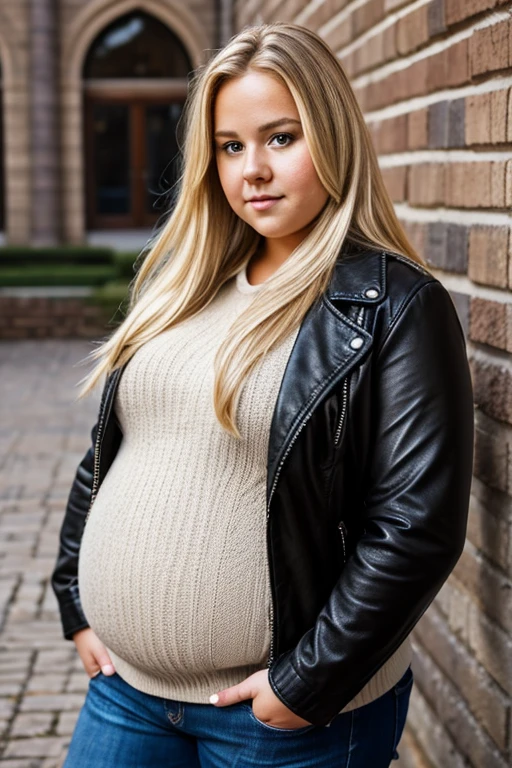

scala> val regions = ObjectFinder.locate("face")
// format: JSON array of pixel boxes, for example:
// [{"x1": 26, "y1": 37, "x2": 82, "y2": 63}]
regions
[{"x1": 213, "y1": 71, "x2": 329, "y2": 258}]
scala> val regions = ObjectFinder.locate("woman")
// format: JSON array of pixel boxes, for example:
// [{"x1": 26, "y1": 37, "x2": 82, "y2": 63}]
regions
[{"x1": 52, "y1": 22, "x2": 474, "y2": 768}]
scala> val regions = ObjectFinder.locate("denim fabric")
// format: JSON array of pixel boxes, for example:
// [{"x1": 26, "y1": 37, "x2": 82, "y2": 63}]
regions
[{"x1": 63, "y1": 665, "x2": 413, "y2": 767}]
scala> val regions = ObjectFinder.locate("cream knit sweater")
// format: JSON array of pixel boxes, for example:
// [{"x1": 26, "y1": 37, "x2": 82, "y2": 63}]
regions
[{"x1": 78, "y1": 261, "x2": 411, "y2": 712}]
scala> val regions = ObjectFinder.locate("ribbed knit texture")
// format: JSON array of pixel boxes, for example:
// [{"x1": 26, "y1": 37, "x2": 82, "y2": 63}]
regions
[{"x1": 78, "y1": 261, "x2": 411, "y2": 712}]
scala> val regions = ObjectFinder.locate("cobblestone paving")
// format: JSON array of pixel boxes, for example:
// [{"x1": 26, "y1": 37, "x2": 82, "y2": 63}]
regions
[{"x1": 0, "y1": 340, "x2": 101, "y2": 767}]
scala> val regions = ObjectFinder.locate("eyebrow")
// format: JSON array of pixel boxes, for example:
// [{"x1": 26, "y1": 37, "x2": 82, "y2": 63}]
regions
[{"x1": 214, "y1": 117, "x2": 302, "y2": 138}]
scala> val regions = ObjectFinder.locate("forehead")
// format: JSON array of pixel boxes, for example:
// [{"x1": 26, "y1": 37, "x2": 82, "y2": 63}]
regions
[{"x1": 213, "y1": 71, "x2": 299, "y2": 125}]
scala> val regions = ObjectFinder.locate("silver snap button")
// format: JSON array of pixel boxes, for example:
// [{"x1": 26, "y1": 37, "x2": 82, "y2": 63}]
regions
[
  {"x1": 365, "y1": 288, "x2": 379, "y2": 299},
  {"x1": 350, "y1": 336, "x2": 364, "y2": 350}
]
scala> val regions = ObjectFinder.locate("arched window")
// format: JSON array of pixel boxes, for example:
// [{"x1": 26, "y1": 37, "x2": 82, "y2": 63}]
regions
[
  {"x1": 83, "y1": 12, "x2": 191, "y2": 229},
  {"x1": 83, "y1": 11, "x2": 191, "y2": 79}
]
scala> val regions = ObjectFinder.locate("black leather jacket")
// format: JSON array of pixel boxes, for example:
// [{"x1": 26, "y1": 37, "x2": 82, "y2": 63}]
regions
[{"x1": 51, "y1": 246, "x2": 474, "y2": 726}]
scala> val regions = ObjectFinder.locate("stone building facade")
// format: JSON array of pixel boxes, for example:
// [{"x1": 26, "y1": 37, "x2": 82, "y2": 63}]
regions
[
  {"x1": 233, "y1": 2, "x2": 512, "y2": 767},
  {"x1": 0, "y1": 0, "x2": 222, "y2": 246}
]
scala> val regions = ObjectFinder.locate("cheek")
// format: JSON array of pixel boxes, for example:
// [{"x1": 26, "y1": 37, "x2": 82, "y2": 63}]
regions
[
  {"x1": 217, "y1": 161, "x2": 241, "y2": 208},
  {"x1": 284, "y1": 151, "x2": 326, "y2": 201}
]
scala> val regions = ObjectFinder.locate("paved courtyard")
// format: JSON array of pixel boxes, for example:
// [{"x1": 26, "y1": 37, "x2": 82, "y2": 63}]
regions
[{"x1": 0, "y1": 340, "x2": 101, "y2": 767}]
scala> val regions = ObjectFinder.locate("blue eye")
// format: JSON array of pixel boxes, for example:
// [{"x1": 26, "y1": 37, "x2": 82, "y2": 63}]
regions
[
  {"x1": 222, "y1": 141, "x2": 243, "y2": 155},
  {"x1": 271, "y1": 133, "x2": 294, "y2": 146}
]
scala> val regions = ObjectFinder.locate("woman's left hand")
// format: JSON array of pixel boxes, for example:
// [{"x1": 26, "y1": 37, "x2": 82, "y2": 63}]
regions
[{"x1": 209, "y1": 669, "x2": 313, "y2": 729}]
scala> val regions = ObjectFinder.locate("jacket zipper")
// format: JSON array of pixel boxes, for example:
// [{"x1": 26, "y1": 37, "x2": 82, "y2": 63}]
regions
[
  {"x1": 334, "y1": 378, "x2": 349, "y2": 446},
  {"x1": 337, "y1": 520, "x2": 348, "y2": 563},
  {"x1": 266, "y1": 304, "x2": 366, "y2": 667},
  {"x1": 85, "y1": 408, "x2": 107, "y2": 524},
  {"x1": 333, "y1": 306, "x2": 364, "y2": 447},
  {"x1": 84, "y1": 371, "x2": 120, "y2": 524},
  {"x1": 265, "y1": 409, "x2": 316, "y2": 668}
]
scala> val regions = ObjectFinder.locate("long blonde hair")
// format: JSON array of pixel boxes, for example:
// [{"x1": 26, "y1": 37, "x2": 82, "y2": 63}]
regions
[{"x1": 77, "y1": 22, "x2": 424, "y2": 436}]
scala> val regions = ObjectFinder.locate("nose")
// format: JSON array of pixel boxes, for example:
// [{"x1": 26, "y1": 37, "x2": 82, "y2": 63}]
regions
[{"x1": 243, "y1": 146, "x2": 272, "y2": 184}]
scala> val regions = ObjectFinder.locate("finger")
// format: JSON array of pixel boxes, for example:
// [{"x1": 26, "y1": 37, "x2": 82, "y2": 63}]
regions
[
  {"x1": 209, "y1": 682, "x2": 253, "y2": 707},
  {"x1": 93, "y1": 649, "x2": 115, "y2": 676}
]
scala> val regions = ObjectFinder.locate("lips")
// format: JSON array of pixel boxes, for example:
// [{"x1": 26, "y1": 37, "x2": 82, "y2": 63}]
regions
[
  {"x1": 247, "y1": 196, "x2": 282, "y2": 202},
  {"x1": 248, "y1": 197, "x2": 283, "y2": 211}
]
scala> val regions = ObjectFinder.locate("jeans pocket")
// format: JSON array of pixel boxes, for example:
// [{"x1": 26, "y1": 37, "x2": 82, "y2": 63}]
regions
[
  {"x1": 392, "y1": 666, "x2": 413, "y2": 759},
  {"x1": 243, "y1": 704, "x2": 316, "y2": 735}
]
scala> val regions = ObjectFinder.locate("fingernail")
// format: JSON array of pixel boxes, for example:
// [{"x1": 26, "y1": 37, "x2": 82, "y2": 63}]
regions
[
  {"x1": 209, "y1": 694, "x2": 219, "y2": 704},
  {"x1": 101, "y1": 664, "x2": 115, "y2": 675}
]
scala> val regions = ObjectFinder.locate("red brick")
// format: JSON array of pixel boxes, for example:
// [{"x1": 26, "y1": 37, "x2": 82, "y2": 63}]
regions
[
  {"x1": 446, "y1": 0, "x2": 510, "y2": 26},
  {"x1": 466, "y1": 92, "x2": 492, "y2": 145},
  {"x1": 428, "y1": 0, "x2": 446, "y2": 36},
  {"x1": 470, "y1": 356, "x2": 512, "y2": 425},
  {"x1": 408, "y1": 108, "x2": 429, "y2": 149},
  {"x1": 381, "y1": 166, "x2": 407, "y2": 201},
  {"x1": 339, "y1": 51, "x2": 355, "y2": 77},
  {"x1": 376, "y1": 114, "x2": 408, "y2": 153},
  {"x1": 382, "y1": 24, "x2": 396, "y2": 61},
  {"x1": 353, "y1": 0, "x2": 384, "y2": 38},
  {"x1": 446, "y1": 162, "x2": 508, "y2": 208},
  {"x1": 491, "y1": 89, "x2": 510, "y2": 143},
  {"x1": 470, "y1": 20, "x2": 511, "y2": 78},
  {"x1": 409, "y1": 163, "x2": 445, "y2": 206},
  {"x1": 396, "y1": 5, "x2": 429, "y2": 55},
  {"x1": 465, "y1": 90, "x2": 509, "y2": 145},
  {"x1": 352, "y1": 34, "x2": 385, "y2": 76},
  {"x1": 414, "y1": 606, "x2": 510, "y2": 752},
  {"x1": 468, "y1": 226, "x2": 509, "y2": 288},
  {"x1": 400, "y1": 220, "x2": 427, "y2": 258},
  {"x1": 411, "y1": 641, "x2": 509, "y2": 768},
  {"x1": 506, "y1": 160, "x2": 512, "y2": 208},
  {"x1": 324, "y1": 17, "x2": 353, "y2": 53},
  {"x1": 469, "y1": 298, "x2": 507, "y2": 350},
  {"x1": 473, "y1": 417, "x2": 508, "y2": 491},
  {"x1": 427, "y1": 46, "x2": 449, "y2": 91},
  {"x1": 446, "y1": 38, "x2": 470, "y2": 87},
  {"x1": 455, "y1": 542, "x2": 512, "y2": 634},
  {"x1": 468, "y1": 602, "x2": 512, "y2": 696},
  {"x1": 426, "y1": 222, "x2": 469, "y2": 272},
  {"x1": 467, "y1": 483, "x2": 510, "y2": 573}
]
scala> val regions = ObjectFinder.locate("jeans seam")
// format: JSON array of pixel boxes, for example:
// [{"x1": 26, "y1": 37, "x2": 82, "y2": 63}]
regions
[
  {"x1": 166, "y1": 702, "x2": 184, "y2": 726},
  {"x1": 345, "y1": 711, "x2": 355, "y2": 768},
  {"x1": 393, "y1": 689, "x2": 399, "y2": 759}
]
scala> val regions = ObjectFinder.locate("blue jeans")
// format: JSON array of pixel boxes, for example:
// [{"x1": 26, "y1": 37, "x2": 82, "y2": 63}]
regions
[{"x1": 63, "y1": 666, "x2": 413, "y2": 767}]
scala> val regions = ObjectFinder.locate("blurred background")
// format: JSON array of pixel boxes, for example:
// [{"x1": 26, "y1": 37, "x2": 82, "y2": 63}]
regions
[{"x1": 0, "y1": 1, "x2": 511, "y2": 767}]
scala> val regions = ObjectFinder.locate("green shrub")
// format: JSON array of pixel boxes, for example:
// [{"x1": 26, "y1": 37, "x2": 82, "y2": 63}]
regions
[
  {"x1": 111, "y1": 251, "x2": 141, "y2": 279},
  {"x1": 88, "y1": 279, "x2": 131, "y2": 326},
  {"x1": 0, "y1": 246, "x2": 116, "y2": 265},
  {"x1": 0, "y1": 264, "x2": 118, "y2": 287}
]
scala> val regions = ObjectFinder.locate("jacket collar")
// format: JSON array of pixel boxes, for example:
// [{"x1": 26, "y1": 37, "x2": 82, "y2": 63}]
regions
[
  {"x1": 267, "y1": 247, "x2": 388, "y2": 500},
  {"x1": 326, "y1": 246, "x2": 387, "y2": 304}
]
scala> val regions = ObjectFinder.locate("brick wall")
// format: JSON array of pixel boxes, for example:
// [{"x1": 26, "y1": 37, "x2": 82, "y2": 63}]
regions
[
  {"x1": 234, "y1": 2, "x2": 512, "y2": 766},
  {"x1": 0, "y1": 296, "x2": 109, "y2": 339}
]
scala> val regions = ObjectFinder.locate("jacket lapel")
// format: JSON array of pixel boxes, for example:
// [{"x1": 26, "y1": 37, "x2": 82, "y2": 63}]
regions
[{"x1": 266, "y1": 248, "x2": 387, "y2": 498}]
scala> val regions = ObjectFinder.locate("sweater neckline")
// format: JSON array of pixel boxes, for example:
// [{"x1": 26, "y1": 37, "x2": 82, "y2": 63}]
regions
[{"x1": 235, "y1": 261, "x2": 266, "y2": 295}]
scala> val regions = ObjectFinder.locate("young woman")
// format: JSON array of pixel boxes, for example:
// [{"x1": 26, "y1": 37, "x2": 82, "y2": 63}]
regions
[{"x1": 52, "y1": 22, "x2": 474, "y2": 768}]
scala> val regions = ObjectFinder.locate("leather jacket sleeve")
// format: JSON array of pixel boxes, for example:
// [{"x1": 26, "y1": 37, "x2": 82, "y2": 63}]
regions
[
  {"x1": 50, "y1": 419, "x2": 98, "y2": 640},
  {"x1": 267, "y1": 279, "x2": 475, "y2": 725}
]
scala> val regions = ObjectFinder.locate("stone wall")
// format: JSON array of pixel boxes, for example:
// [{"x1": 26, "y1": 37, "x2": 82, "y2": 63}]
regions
[
  {"x1": 234, "y1": 2, "x2": 512, "y2": 767},
  {"x1": 0, "y1": 0, "x2": 217, "y2": 245},
  {"x1": 0, "y1": 295, "x2": 109, "y2": 339}
]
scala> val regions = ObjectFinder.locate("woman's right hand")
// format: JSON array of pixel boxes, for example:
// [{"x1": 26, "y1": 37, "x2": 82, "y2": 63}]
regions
[{"x1": 72, "y1": 627, "x2": 116, "y2": 679}]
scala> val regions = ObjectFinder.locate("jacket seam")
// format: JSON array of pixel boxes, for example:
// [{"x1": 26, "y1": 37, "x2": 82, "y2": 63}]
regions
[{"x1": 377, "y1": 278, "x2": 438, "y2": 356}]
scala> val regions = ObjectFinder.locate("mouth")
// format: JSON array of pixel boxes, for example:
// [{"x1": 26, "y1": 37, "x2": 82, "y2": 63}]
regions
[{"x1": 247, "y1": 196, "x2": 283, "y2": 211}]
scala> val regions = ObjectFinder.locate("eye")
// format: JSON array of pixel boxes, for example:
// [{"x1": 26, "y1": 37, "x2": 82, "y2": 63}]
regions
[
  {"x1": 270, "y1": 133, "x2": 294, "y2": 147},
  {"x1": 219, "y1": 141, "x2": 243, "y2": 155}
]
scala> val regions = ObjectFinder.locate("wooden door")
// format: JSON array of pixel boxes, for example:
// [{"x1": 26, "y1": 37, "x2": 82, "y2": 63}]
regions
[{"x1": 85, "y1": 96, "x2": 183, "y2": 229}]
